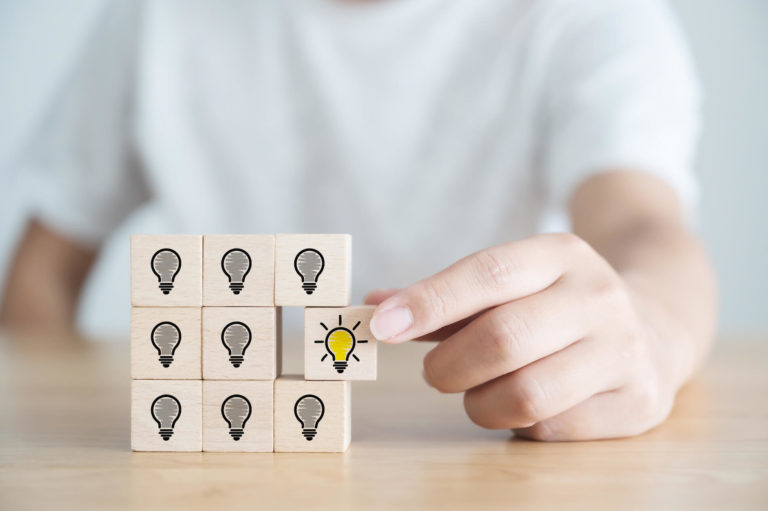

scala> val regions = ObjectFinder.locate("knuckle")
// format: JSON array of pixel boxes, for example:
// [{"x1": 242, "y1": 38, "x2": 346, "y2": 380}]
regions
[
  {"x1": 508, "y1": 373, "x2": 548, "y2": 425},
  {"x1": 422, "y1": 351, "x2": 443, "y2": 391},
  {"x1": 591, "y1": 274, "x2": 629, "y2": 311},
  {"x1": 422, "y1": 351, "x2": 455, "y2": 394},
  {"x1": 463, "y1": 392, "x2": 499, "y2": 429},
  {"x1": 484, "y1": 311, "x2": 530, "y2": 365},
  {"x1": 417, "y1": 278, "x2": 454, "y2": 322},
  {"x1": 472, "y1": 250, "x2": 514, "y2": 291},
  {"x1": 628, "y1": 383, "x2": 665, "y2": 429}
]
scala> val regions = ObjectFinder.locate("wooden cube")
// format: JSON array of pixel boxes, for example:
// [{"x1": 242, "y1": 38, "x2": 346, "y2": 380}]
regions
[
  {"x1": 131, "y1": 307, "x2": 202, "y2": 380},
  {"x1": 202, "y1": 381, "x2": 273, "y2": 452},
  {"x1": 274, "y1": 376, "x2": 350, "y2": 452},
  {"x1": 304, "y1": 306, "x2": 377, "y2": 381},
  {"x1": 274, "y1": 234, "x2": 351, "y2": 307},
  {"x1": 131, "y1": 380, "x2": 202, "y2": 452},
  {"x1": 203, "y1": 235, "x2": 275, "y2": 307},
  {"x1": 131, "y1": 235, "x2": 202, "y2": 306},
  {"x1": 202, "y1": 307, "x2": 279, "y2": 380}
]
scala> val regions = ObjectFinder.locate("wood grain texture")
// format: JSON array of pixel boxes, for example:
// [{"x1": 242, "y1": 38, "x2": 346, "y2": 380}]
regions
[
  {"x1": 203, "y1": 235, "x2": 275, "y2": 307},
  {"x1": 131, "y1": 380, "x2": 202, "y2": 452},
  {"x1": 274, "y1": 234, "x2": 351, "y2": 306},
  {"x1": 305, "y1": 306, "x2": 377, "y2": 381},
  {"x1": 203, "y1": 380, "x2": 273, "y2": 452},
  {"x1": 131, "y1": 235, "x2": 202, "y2": 307},
  {"x1": 274, "y1": 376, "x2": 350, "y2": 452},
  {"x1": 131, "y1": 307, "x2": 202, "y2": 380},
  {"x1": 202, "y1": 307, "x2": 278, "y2": 380},
  {"x1": 2, "y1": 333, "x2": 767, "y2": 510}
]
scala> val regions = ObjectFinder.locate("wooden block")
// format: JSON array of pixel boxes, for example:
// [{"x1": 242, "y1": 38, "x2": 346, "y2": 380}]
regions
[
  {"x1": 131, "y1": 235, "x2": 202, "y2": 306},
  {"x1": 274, "y1": 376, "x2": 350, "y2": 453},
  {"x1": 274, "y1": 234, "x2": 351, "y2": 306},
  {"x1": 203, "y1": 235, "x2": 275, "y2": 306},
  {"x1": 202, "y1": 307, "x2": 279, "y2": 380},
  {"x1": 202, "y1": 381, "x2": 274, "y2": 452},
  {"x1": 131, "y1": 307, "x2": 202, "y2": 380},
  {"x1": 131, "y1": 380, "x2": 202, "y2": 452},
  {"x1": 304, "y1": 306, "x2": 377, "y2": 381}
]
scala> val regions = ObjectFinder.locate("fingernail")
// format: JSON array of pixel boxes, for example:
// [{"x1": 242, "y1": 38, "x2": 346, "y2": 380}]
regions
[{"x1": 370, "y1": 306, "x2": 413, "y2": 341}]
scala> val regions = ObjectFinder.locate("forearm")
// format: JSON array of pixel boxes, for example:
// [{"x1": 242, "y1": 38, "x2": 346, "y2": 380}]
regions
[{"x1": 0, "y1": 220, "x2": 96, "y2": 331}]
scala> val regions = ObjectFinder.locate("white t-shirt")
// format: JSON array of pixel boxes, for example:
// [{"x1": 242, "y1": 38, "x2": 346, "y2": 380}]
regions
[{"x1": 16, "y1": 0, "x2": 700, "y2": 336}]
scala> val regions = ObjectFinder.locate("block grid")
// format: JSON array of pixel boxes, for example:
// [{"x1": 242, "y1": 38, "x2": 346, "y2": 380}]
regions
[{"x1": 130, "y1": 234, "x2": 376, "y2": 452}]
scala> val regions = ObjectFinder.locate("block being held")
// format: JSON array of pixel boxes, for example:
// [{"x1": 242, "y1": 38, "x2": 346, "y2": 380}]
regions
[{"x1": 304, "y1": 306, "x2": 378, "y2": 381}]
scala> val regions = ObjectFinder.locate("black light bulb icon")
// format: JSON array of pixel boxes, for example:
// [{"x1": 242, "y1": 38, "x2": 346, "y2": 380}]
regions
[
  {"x1": 151, "y1": 394, "x2": 182, "y2": 441},
  {"x1": 294, "y1": 394, "x2": 324, "y2": 441},
  {"x1": 221, "y1": 394, "x2": 252, "y2": 441},
  {"x1": 151, "y1": 321, "x2": 181, "y2": 368},
  {"x1": 151, "y1": 248, "x2": 181, "y2": 295},
  {"x1": 294, "y1": 248, "x2": 324, "y2": 295},
  {"x1": 221, "y1": 248, "x2": 251, "y2": 295},
  {"x1": 221, "y1": 321, "x2": 252, "y2": 368}
]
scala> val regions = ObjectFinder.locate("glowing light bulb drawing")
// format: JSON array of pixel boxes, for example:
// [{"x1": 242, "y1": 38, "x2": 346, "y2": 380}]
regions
[
  {"x1": 294, "y1": 394, "x2": 324, "y2": 441},
  {"x1": 150, "y1": 321, "x2": 181, "y2": 368},
  {"x1": 294, "y1": 248, "x2": 324, "y2": 295},
  {"x1": 151, "y1": 248, "x2": 181, "y2": 295},
  {"x1": 314, "y1": 314, "x2": 368, "y2": 373},
  {"x1": 221, "y1": 248, "x2": 251, "y2": 295},
  {"x1": 221, "y1": 321, "x2": 252, "y2": 368},
  {"x1": 151, "y1": 394, "x2": 182, "y2": 441},
  {"x1": 221, "y1": 394, "x2": 252, "y2": 441}
]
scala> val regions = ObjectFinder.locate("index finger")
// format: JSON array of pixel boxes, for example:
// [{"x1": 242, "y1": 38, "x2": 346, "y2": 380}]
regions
[{"x1": 370, "y1": 233, "x2": 584, "y2": 343}]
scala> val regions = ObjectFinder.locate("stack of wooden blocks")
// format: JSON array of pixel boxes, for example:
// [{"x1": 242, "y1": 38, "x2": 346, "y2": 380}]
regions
[{"x1": 130, "y1": 234, "x2": 376, "y2": 453}]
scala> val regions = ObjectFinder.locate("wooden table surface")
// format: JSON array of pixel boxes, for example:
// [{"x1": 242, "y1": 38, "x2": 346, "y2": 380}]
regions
[{"x1": 0, "y1": 332, "x2": 766, "y2": 510}]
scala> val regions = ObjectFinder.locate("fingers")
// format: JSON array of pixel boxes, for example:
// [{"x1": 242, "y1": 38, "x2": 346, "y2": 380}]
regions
[
  {"x1": 462, "y1": 336, "x2": 627, "y2": 429},
  {"x1": 422, "y1": 281, "x2": 593, "y2": 392},
  {"x1": 364, "y1": 289, "x2": 400, "y2": 306},
  {"x1": 366, "y1": 289, "x2": 479, "y2": 341},
  {"x1": 512, "y1": 382, "x2": 672, "y2": 441},
  {"x1": 370, "y1": 233, "x2": 589, "y2": 343}
]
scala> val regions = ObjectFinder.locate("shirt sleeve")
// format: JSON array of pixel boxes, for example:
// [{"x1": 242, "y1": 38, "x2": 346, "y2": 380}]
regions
[
  {"x1": 15, "y1": 0, "x2": 147, "y2": 246},
  {"x1": 540, "y1": 0, "x2": 701, "y2": 222}
]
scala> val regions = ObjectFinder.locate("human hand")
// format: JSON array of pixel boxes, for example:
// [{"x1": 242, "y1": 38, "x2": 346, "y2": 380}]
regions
[{"x1": 366, "y1": 233, "x2": 684, "y2": 441}]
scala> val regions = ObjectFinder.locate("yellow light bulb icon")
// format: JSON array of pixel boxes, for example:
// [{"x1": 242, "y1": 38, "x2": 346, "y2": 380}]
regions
[
  {"x1": 326, "y1": 327, "x2": 356, "y2": 374},
  {"x1": 315, "y1": 314, "x2": 369, "y2": 374}
]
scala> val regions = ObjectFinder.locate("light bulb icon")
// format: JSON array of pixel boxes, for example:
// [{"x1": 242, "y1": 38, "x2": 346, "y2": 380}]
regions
[
  {"x1": 294, "y1": 394, "x2": 324, "y2": 441},
  {"x1": 151, "y1": 394, "x2": 182, "y2": 441},
  {"x1": 221, "y1": 248, "x2": 251, "y2": 295},
  {"x1": 294, "y1": 248, "x2": 324, "y2": 295},
  {"x1": 221, "y1": 321, "x2": 252, "y2": 368},
  {"x1": 150, "y1": 321, "x2": 181, "y2": 368},
  {"x1": 221, "y1": 394, "x2": 252, "y2": 441},
  {"x1": 151, "y1": 248, "x2": 181, "y2": 295},
  {"x1": 314, "y1": 314, "x2": 368, "y2": 373},
  {"x1": 326, "y1": 328, "x2": 355, "y2": 373}
]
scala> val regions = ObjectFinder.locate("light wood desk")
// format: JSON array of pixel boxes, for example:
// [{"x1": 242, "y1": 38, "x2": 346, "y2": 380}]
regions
[{"x1": 0, "y1": 332, "x2": 766, "y2": 510}]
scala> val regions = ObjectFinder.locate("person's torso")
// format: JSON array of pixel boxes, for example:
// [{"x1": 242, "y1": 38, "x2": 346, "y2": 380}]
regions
[{"x1": 131, "y1": 0, "x2": 556, "y2": 295}]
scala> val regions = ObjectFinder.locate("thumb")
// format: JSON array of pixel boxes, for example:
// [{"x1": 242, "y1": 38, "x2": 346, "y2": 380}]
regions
[{"x1": 363, "y1": 288, "x2": 400, "y2": 306}]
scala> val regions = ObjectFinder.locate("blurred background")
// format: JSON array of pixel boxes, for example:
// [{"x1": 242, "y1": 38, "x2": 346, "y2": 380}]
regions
[{"x1": 1, "y1": 0, "x2": 766, "y2": 339}]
